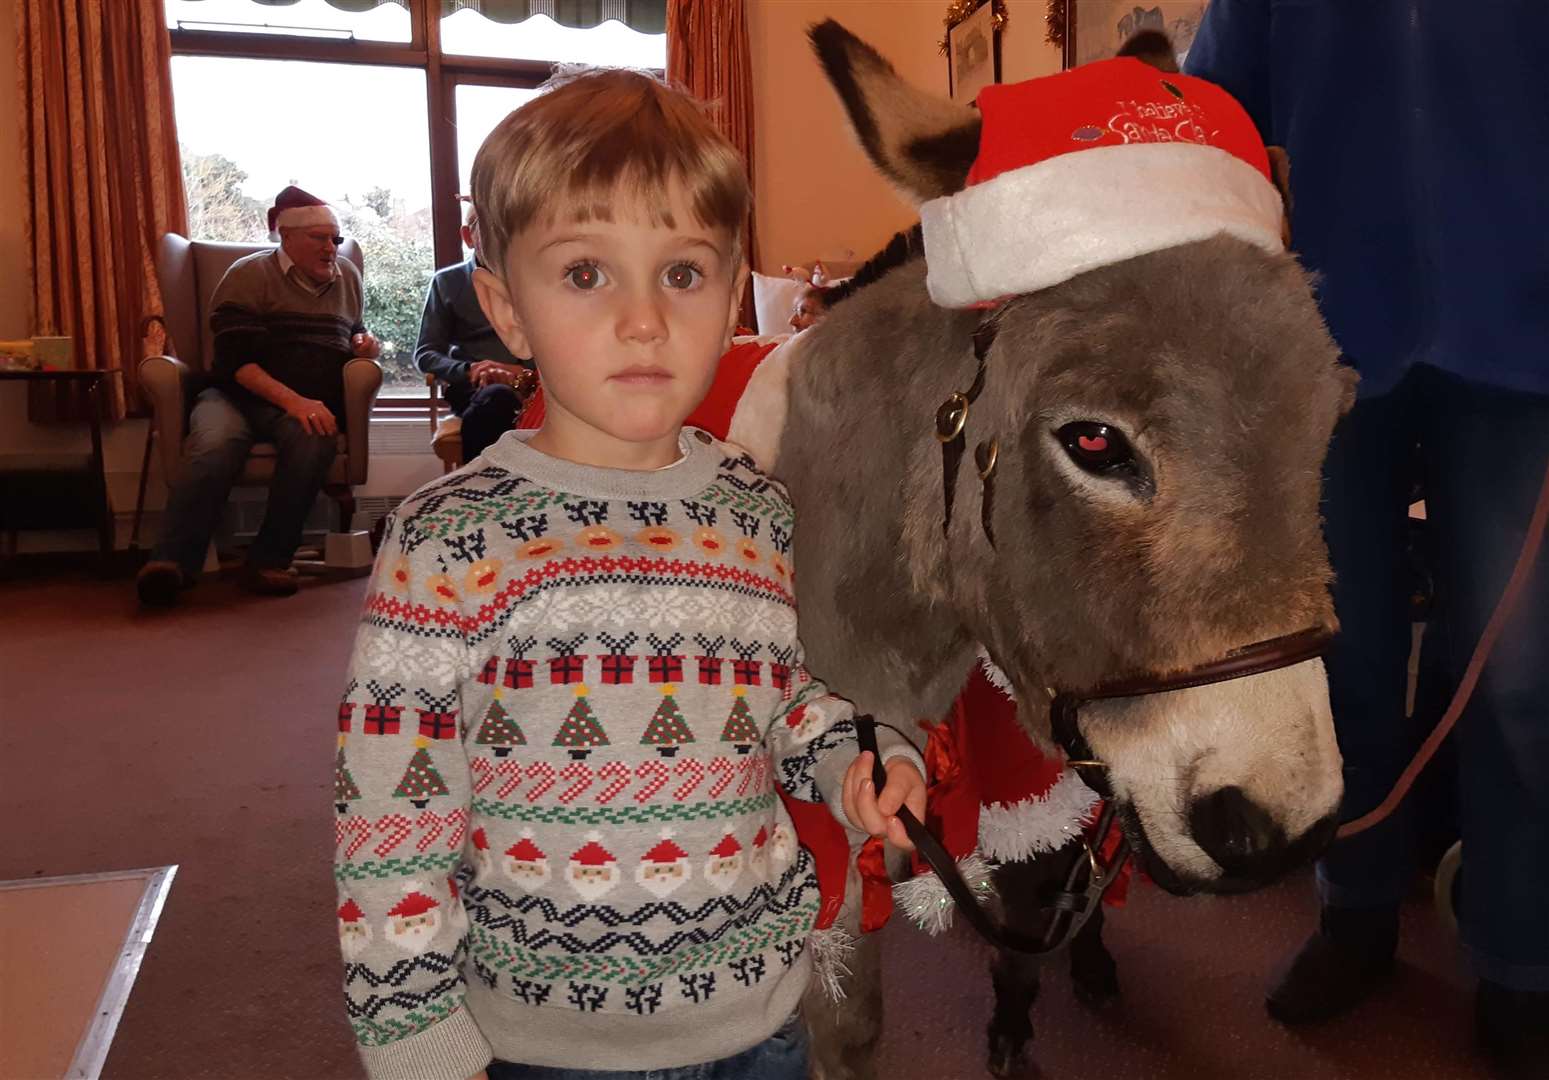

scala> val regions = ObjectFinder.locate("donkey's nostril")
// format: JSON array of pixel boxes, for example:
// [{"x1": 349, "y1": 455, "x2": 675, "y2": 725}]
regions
[{"x1": 1189, "y1": 786, "x2": 1286, "y2": 875}]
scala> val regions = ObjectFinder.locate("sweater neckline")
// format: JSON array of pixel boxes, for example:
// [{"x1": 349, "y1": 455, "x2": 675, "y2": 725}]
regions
[{"x1": 483, "y1": 428, "x2": 723, "y2": 500}]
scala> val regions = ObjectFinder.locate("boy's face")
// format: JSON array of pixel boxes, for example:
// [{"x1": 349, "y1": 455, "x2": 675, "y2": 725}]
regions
[{"x1": 474, "y1": 188, "x2": 746, "y2": 469}]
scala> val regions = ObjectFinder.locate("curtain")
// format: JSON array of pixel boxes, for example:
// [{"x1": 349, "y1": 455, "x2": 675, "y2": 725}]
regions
[
  {"x1": 211, "y1": 0, "x2": 668, "y2": 34},
  {"x1": 20, "y1": 0, "x2": 187, "y2": 419},
  {"x1": 666, "y1": 0, "x2": 756, "y2": 320}
]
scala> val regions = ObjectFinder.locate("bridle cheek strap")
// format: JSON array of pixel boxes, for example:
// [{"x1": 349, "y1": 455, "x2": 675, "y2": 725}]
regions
[{"x1": 937, "y1": 319, "x2": 997, "y2": 538}]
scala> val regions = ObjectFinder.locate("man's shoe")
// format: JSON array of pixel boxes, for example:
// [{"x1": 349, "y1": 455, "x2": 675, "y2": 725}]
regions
[
  {"x1": 1476, "y1": 981, "x2": 1549, "y2": 1080},
  {"x1": 239, "y1": 566, "x2": 300, "y2": 597},
  {"x1": 1265, "y1": 904, "x2": 1398, "y2": 1025},
  {"x1": 136, "y1": 561, "x2": 185, "y2": 607}
]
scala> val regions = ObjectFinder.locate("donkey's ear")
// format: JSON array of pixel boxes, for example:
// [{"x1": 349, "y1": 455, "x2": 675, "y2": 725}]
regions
[
  {"x1": 809, "y1": 19, "x2": 981, "y2": 205},
  {"x1": 1116, "y1": 29, "x2": 1178, "y2": 73}
]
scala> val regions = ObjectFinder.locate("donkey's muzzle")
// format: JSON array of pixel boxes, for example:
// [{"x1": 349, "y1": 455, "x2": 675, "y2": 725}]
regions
[{"x1": 1188, "y1": 786, "x2": 1338, "y2": 890}]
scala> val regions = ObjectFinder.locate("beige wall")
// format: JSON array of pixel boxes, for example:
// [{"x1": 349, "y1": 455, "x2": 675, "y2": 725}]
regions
[
  {"x1": 748, "y1": 0, "x2": 1059, "y2": 274},
  {"x1": 0, "y1": 0, "x2": 28, "y2": 338}
]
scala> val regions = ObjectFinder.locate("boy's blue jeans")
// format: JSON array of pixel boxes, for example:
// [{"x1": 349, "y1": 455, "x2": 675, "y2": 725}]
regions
[
  {"x1": 1315, "y1": 363, "x2": 1549, "y2": 991},
  {"x1": 485, "y1": 1013, "x2": 808, "y2": 1080},
  {"x1": 151, "y1": 387, "x2": 337, "y2": 576}
]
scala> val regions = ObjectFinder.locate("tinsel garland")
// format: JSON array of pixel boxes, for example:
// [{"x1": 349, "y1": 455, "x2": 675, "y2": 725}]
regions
[{"x1": 1045, "y1": 0, "x2": 1068, "y2": 49}]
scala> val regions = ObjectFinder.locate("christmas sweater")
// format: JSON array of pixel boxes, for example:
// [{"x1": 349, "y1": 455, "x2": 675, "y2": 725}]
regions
[{"x1": 333, "y1": 429, "x2": 921, "y2": 1080}]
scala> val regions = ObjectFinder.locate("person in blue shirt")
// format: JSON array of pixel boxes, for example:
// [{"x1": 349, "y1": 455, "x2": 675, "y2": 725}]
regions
[
  {"x1": 1187, "y1": 3, "x2": 1549, "y2": 1072},
  {"x1": 415, "y1": 205, "x2": 534, "y2": 463}
]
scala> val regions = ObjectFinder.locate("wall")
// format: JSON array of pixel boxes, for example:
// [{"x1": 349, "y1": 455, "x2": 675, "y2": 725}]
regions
[{"x1": 748, "y1": 0, "x2": 1059, "y2": 274}]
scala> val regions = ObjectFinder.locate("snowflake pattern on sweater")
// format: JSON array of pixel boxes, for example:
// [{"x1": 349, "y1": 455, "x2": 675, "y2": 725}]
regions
[{"x1": 333, "y1": 431, "x2": 911, "y2": 1078}]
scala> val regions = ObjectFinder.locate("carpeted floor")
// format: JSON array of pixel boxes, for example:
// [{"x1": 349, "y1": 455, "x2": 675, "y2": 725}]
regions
[{"x1": 0, "y1": 570, "x2": 1487, "y2": 1079}]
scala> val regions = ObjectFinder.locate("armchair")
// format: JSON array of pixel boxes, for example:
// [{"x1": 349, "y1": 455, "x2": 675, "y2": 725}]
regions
[{"x1": 133, "y1": 233, "x2": 382, "y2": 543}]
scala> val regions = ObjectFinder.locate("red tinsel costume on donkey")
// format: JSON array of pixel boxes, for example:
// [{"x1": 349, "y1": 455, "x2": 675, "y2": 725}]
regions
[{"x1": 512, "y1": 55, "x2": 1286, "y2": 946}]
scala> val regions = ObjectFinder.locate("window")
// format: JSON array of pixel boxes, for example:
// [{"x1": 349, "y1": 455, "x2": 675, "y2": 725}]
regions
[
  {"x1": 454, "y1": 83, "x2": 541, "y2": 198},
  {"x1": 172, "y1": 56, "x2": 433, "y2": 392},
  {"x1": 167, "y1": 0, "x2": 665, "y2": 399}
]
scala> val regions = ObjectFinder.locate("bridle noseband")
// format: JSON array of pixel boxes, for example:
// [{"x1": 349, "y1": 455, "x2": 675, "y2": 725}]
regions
[
  {"x1": 1049, "y1": 626, "x2": 1334, "y2": 799},
  {"x1": 864, "y1": 314, "x2": 1336, "y2": 956}
]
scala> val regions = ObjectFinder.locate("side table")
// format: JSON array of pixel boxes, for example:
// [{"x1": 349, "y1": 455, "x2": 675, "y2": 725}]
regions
[{"x1": 0, "y1": 368, "x2": 120, "y2": 562}]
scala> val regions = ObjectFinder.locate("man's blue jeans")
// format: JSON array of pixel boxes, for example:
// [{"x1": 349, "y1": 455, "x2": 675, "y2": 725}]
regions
[
  {"x1": 1317, "y1": 363, "x2": 1549, "y2": 991},
  {"x1": 151, "y1": 387, "x2": 337, "y2": 576},
  {"x1": 485, "y1": 1013, "x2": 808, "y2": 1080}
]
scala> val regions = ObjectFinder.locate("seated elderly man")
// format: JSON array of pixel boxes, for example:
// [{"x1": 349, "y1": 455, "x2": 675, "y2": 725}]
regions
[
  {"x1": 415, "y1": 204, "x2": 534, "y2": 463},
  {"x1": 136, "y1": 186, "x2": 380, "y2": 607}
]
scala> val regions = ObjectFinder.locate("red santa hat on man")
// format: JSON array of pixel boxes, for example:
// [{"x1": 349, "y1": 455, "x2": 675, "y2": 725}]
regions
[
  {"x1": 268, "y1": 184, "x2": 341, "y2": 241},
  {"x1": 920, "y1": 58, "x2": 1284, "y2": 309}
]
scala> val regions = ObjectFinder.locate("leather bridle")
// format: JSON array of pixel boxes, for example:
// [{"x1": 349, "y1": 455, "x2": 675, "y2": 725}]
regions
[{"x1": 859, "y1": 312, "x2": 1336, "y2": 955}]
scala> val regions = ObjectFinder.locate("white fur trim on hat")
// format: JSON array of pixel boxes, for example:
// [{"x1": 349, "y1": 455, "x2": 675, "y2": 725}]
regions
[
  {"x1": 977, "y1": 768, "x2": 1101, "y2": 863},
  {"x1": 273, "y1": 204, "x2": 341, "y2": 234},
  {"x1": 921, "y1": 143, "x2": 1284, "y2": 309}
]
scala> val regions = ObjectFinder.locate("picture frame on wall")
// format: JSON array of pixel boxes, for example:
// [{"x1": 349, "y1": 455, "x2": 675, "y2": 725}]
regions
[
  {"x1": 1050, "y1": 1, "x2": 1211, "y2": 70},
  {"x1": 947, "y1": 1, "x2": 1002, "y2": 104}
]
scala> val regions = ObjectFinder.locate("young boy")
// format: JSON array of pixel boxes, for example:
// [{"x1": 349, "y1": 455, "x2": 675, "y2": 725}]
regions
[{"x1": 332, "y1": 69, "x2": 926, "y2": 1080}]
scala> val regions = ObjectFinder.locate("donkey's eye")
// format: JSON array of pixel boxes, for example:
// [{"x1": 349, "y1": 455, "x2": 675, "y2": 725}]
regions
[{"x1": 1056, "y1": 421, "x2": 1136, "y2": 476}]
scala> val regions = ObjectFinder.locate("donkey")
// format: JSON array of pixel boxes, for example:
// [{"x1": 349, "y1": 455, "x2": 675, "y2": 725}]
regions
[{"x1": 753, "y1": 22, "x2": 1358, "y2": 1079}]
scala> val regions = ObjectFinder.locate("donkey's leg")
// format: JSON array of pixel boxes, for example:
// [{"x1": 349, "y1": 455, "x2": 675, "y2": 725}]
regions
[
  {"x1": 1069, "y1": 905, "x2": 1121, "y2": 1008},
  {"x1": 803, "y1": 858, "x2": 884, "y2": 1080},
  {"x1": 987, "y1": 946, "x2": 1043, "y2": 1078},
  {"x1": 803, "y1": 929, "x2": 883, "y2": 1080}
]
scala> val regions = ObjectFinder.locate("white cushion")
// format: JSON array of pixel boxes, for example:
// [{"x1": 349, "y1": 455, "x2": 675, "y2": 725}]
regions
[{"x1": 751, "y1": 271, "x2": 807, "y2": 336}]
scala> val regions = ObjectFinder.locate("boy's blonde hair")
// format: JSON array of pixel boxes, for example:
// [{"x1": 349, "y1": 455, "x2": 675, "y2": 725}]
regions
[{"x1": 471, "y1": 68, "x2": 751, "y2": 277}]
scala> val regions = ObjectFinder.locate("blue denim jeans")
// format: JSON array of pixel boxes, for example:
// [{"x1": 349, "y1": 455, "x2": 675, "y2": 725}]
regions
[
  {"x1": 485, "y1": 1013, "x2": 808, "y2": 1080},
  {"x1": 1316, "y1": 364, "x2": 1549, "y2": 990},
  {"x1": 151, "y1": 387, "x2": 337, "y2": 576}
]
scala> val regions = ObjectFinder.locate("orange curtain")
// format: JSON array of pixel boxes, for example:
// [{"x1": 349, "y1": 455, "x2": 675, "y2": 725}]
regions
[
  {"x1": 667, "y1": 0, "x2": 757, "y2": 321},
  {"x1": 20, "y1": 0, "x2": 188, "y2": 418}
]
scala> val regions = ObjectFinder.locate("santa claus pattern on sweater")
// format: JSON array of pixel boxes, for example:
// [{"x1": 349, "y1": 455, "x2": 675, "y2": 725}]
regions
[{"x1": 333, "y1": 429, "x2": 919, "y2": 1079}]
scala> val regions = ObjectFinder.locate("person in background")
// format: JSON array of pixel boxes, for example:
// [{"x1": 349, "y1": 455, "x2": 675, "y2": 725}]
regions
[
  {"x1": 136, "y1": 185, "x2": 379, "y2": 606},
  {"x1": 1187, "y1": 5, "x2": 1548, "y2": 1075},
  {"x1": 788, "y1": 284, "x2": 829, "y2": 333},
  {"x1": 414, "y1": 202, "x2": 534, "y2": 463}
]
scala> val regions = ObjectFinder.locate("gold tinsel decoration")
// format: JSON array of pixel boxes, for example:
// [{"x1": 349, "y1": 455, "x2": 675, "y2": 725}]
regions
[
  {"x1": 1045, "y1": 0, "x2": 1068, "y2": 49},
  {"x1": 939, "y1": 0, "x2": 1010, "y2": 56}
]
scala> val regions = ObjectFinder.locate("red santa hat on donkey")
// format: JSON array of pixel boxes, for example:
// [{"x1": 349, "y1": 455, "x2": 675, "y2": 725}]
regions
[
  {"x1": 268, "y1": 185, "x2": 341, "y2": 241},
  {"x1": 920, "y1": 59, "x2": 1284, "y2": 308}
]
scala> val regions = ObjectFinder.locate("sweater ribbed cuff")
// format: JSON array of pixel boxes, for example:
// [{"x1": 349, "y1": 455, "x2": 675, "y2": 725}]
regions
[{"x1": 358, "y1": 1005, "x2": 493, "y2": 1080}]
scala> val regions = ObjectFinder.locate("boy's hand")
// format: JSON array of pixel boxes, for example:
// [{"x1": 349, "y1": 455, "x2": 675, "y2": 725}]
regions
[{"x1": 841, "y1": 751, "x2": 926, "y2": 851}]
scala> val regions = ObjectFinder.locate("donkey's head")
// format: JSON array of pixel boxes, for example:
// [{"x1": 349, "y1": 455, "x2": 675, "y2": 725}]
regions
[{"x1": 780, "y1": 23, "x2": 1357, "y2": 894}]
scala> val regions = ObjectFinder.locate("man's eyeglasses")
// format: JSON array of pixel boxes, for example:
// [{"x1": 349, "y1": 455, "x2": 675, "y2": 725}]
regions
[{"x1": 289, "y1": 230, "x2": 344, "y2": 246}]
